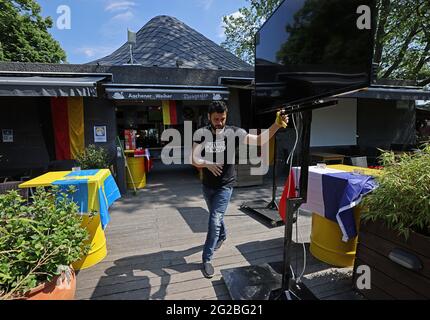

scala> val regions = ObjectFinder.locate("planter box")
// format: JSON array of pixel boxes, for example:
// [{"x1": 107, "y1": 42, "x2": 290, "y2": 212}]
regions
[{"x1": 353, "y1": 219, "x2": 430, "y2": 300}]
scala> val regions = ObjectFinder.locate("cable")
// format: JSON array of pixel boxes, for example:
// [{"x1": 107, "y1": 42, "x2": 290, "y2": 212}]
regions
[
  {"x1": 283, "y1": 108, "x2": 307, "y2": 283},
  {"x1": 295, "y1": 111, "x2": 307, "y2": 283}
]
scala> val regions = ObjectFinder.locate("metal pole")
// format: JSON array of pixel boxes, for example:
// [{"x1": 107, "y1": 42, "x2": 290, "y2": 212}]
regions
[
  {"x1": 266, "y1": 133, "x2": 279, "y2": 210},
  {"x1": 129, "y1": 44, "x2": 134, "y2": 65},
  {"x1": 272, "y1": 134, "x2": 277, "y2": 205},
  {"x1": 279, "y1": 109, "x2": 314, "y2": 299},
  {"x1": 281, "y1": 198, "x2": 297, "y2": 291}
]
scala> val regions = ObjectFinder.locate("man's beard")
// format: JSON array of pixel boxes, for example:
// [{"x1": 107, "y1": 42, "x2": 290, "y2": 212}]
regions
[{"x1": 211, "y1": 123, "x2": 225, "y2": 131}]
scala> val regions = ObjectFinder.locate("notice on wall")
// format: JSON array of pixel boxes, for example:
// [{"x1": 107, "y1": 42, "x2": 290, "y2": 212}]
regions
[
  {"x1": 2, "y1": 129, "x2": 13, "y2": 143},
  {"x1": 94, "y1": 126, "x2": 107, "y2": 143}
]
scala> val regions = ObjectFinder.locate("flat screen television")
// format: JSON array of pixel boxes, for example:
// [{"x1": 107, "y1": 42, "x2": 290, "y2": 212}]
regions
[{"x1": 255, "y1": 0, "x2": 375, "y2": 114}]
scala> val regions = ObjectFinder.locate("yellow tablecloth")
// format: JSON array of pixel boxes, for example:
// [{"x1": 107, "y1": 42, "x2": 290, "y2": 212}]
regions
[{"x1": 328, "y1": 164, "x2": 381, "y2": 177}]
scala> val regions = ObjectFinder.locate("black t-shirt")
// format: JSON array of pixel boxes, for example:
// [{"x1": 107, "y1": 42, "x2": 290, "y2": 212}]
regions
[{"x1": 194, "y1": 125, "x2": 248, "y2": 188}]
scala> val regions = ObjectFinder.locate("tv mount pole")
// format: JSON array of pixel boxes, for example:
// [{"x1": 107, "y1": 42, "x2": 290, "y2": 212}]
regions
[
  {"x1": 221, "y1": 98, "x2": 339, "y2": 301},
  {"x1": 270, "y1": 98, "x2": 338, "y2": 300},
  {"x1": 266, "y1": 132, "x2": 278, "y2": 210}
]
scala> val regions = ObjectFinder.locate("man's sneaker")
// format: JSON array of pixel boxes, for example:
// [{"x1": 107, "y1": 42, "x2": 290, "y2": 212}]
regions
[
  {"x1": 215, "y1": 238, "x2": 225, "y2": 251},
  {"x1": 202, "y1": 262, "x2": 215, "y2": 278}
]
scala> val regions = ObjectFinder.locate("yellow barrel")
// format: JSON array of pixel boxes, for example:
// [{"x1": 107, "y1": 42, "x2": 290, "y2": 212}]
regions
[
  {"x1": 72, "y1": 214, "x2": 107, "y2": 270},
  {"x1": 309, "y1": 207, "x2": 361, "y2": 267},
  {"x1": 126, "y1": 156, "x2": 146, "y2": 189}
]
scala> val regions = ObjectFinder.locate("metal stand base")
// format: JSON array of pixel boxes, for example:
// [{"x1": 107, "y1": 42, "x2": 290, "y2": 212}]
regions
[
  {"x1": 221, "y1": 263, "x2": 282, "y2": 300},
  {"x1": 269, "y1": 279, "x2": 317, "y2": 300},
  {"x1": 240, "y1": 200, "x2": 284, "y2": 227},
  {"x1": 221, "y1": 262, "x2": 317, "y2": 300}
]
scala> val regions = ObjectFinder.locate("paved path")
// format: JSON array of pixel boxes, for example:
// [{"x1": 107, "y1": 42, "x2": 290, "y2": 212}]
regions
[{"x1": 75, "y1": 163, "x2": 363, "y2": 300}]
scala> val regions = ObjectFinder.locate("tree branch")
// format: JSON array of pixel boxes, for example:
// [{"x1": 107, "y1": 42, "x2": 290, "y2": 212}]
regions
[
  {"x1": 382, "y1": 22, "x2": 420, "y2": 78},
  {"x1": 412, "y1": 41, "x2": 430, "y2": 76},
  {"x1": 374, "y1": 0, "x2": 391, "y2": 65},
  {"x1": 418, "y1": 78, "x2": 430, "y2": 87}
]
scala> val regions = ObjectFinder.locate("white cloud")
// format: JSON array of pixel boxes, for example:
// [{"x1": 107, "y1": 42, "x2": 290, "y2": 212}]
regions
[
  {"x1": 111, "y1": 11, "x2": 134, "y2": 21},
  {"x1": 197, "y1": 0, "x2": 214, "y2": 11},
  {"x1": 229, "y1": 10, "x2": 244, "y2": 20},
  {"x1": 218, "y1": 11, "x2": 244, "y2": 39},
  {"x1": 75, "y1": 46, "x2": 115, "y2": 58},
  {"x1": 105, "y1": 1, "x2": 136, "y2": 12},
  {"x1": 217, "y1": 21, "x2": 226, "y2": 39}
]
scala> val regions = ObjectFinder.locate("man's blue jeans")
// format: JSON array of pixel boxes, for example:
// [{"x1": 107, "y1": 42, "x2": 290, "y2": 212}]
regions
[{"x1": 202, "y1": 185, "x2": 233, "y2": 263}]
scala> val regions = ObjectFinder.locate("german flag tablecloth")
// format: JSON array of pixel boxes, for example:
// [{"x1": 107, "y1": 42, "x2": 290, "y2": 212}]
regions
[{"x1": 279, "y1": 165, "x2": 378, "y2": 242}]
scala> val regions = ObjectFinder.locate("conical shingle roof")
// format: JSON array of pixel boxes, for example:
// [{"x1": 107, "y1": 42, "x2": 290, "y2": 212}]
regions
[{"x1": 89, "y1": 15, "x2": 252, "y2": 71}]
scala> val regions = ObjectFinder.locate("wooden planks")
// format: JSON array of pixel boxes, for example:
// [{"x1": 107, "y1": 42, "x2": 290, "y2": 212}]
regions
[{"x1": 75, "y1": 165, "x2": 361, "y2": 300}]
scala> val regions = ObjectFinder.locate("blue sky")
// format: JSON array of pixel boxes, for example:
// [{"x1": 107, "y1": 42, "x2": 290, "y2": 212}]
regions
[{"x1": 37, "y1": 0, "x2": 248, "y2": 64}]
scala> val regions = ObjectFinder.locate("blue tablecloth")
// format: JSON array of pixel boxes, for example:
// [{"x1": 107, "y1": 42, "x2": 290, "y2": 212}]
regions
[{"x1": 52, "y1": 169, "x2": 121, "y2": 229}]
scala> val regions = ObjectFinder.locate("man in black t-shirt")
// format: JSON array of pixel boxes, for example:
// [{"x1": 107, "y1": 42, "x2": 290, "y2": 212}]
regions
[{"x1": 192, "y1": 101, "x2": 289, "y2": 278}]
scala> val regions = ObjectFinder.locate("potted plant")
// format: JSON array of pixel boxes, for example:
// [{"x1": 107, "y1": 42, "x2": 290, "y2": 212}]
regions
[
  {"x1": 0, "y1": 187, "x2": 89, "y2": 300},
  {"x1": 75, "y1": 144, "x2": 110, "y2": 170},
  {"x1": 353, "y1": 143, "x2": 430, "y2": 300}
]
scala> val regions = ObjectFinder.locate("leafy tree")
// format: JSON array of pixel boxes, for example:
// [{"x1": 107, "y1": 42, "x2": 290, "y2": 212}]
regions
[
  {"x1": 0, "y1": 42, "x2": 4, "y2": 61},
  {"x1": 221, "y1": 0, "x2": 282, "y2": 64},
  {"x1": 0, "y1": 0, "x2": 66, "y2": 63},
  {"x1": 222, "y1": 0, "x2": 430, "y2": 86},
  {"x1": 374, "y1": 0, "x2": 430, "y2": 86}
]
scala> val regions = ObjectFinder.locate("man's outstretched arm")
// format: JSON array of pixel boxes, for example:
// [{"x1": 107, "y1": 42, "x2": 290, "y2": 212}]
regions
[{"x1": 244, "y1": 111, "x2": 289, "y2": 146}]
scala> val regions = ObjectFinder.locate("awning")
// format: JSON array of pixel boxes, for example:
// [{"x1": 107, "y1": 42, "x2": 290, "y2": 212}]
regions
[
  {"x1": 339, "y1": 86, "x2": 430, "y2": 101},
  {"x1": 0, "y1": 73, "x2": 111, "y2": 97},
  {"x1": 104, "y1": 84, "x2": 230, "y2": 101}
]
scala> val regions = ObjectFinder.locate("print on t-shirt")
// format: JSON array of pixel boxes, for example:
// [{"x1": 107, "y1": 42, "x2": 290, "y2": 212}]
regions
[{"x1": 205, "y1": 140, "x2": 226, "y2": 153}]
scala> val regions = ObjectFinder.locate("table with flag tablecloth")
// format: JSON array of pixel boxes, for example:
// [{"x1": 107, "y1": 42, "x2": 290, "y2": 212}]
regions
[
  {"x1": 279, "y1": 165, "x2": 379, "y2": 267},
  {"x1": 19, "y1": 169, "x2": 121, "y2": 269}
]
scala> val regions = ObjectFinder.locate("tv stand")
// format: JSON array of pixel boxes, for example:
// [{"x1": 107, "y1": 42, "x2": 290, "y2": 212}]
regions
[{"x1": 222, "y1": 99, "x2": 338, "y2": 300}]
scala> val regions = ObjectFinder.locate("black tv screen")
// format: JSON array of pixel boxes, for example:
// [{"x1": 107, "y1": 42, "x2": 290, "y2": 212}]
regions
[{"x1": 255, "y1": 0, "x2": 375, "y2": 113}]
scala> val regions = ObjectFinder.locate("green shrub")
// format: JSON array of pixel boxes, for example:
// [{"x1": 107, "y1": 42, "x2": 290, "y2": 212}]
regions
[
  {"x1": 362, "y1": 143, "x2": 430, "y2": 239},
  {"x1": 0, "y1": 187, "x2": 90, "y2": 299},
  {"x1": 76, "y1": 144, "x2": 110, "y2": 169}
]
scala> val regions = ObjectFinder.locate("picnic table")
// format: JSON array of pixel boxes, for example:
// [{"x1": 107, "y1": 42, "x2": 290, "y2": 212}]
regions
[
  {"x1": 280, "y1": 164, "x2": 380, "y2": 267},
  {"x1": 19, "y1": 169, "x2": 121, "y2": 270}
]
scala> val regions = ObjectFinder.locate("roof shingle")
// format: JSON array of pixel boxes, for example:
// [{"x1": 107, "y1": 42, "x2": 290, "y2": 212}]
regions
[{"x1": 88, "y1": 15, "x2": 252, "y2": 72}]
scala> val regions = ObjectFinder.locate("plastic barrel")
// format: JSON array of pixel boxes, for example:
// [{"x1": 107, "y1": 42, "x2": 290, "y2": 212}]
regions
[
  {"x1": 72, "y1": 214, "x2": 107, "y2": 270},
  {"x1": 126, "y1": 157, "x2": 146, "y2": 189},
  {"x1": 309, "y1": 207, "x2": 361, "y2": 267}
]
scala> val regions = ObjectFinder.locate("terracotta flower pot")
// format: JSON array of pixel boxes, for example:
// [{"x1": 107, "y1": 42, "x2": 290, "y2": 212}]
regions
[{"x1": 21, "y1": 267, "x2": 76, "y2": 300}]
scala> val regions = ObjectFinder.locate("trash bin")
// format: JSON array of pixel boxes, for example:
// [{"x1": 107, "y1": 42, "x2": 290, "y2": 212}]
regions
[
  {"x1": 309, "y1": 207, "x2": 361, "y2": 267},
  {"x1": 125, "y1": 151, "x2": 146, "y2": 189},
  {"x1": 72, "y1": 213, "x2": 107, "y2": 270}
]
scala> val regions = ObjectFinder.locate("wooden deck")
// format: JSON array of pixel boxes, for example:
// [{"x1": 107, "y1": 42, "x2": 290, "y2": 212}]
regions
[{"x1": 75, "y1": 163, "x2": 363, "y2": 300}]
